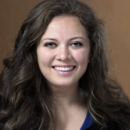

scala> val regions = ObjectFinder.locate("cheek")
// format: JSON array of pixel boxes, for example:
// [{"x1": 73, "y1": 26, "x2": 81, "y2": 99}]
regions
[
  {"x1": 37, "y1": 49, "x2": 54, "y2": 66},
  {"x1": 73, "y1": 50, "x2": 90, "y2": 65}
]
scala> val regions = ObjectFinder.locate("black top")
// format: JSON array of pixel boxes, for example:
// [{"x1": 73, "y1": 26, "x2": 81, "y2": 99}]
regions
[{"x1": 86, "y1": 121, "x2": 122, "y2": 130}]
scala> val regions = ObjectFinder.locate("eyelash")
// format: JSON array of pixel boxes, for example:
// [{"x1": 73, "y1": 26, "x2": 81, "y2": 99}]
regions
[
  {"x1": 71, "y1": 42, "x2": 83, "y2": 47},
  {"x1": 44, "y1": 41, "x2": 83, "y2": 48},
  {"x1": 44, "y1": 42, "x2": 57, "y2": 48}
]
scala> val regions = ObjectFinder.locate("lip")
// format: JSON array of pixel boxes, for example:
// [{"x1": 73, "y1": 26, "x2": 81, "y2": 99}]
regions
[
  {"x1": 52, "y1": 65, "x2": 76, "y2": 75},
  {"x1": 52, "y1": 65, "x2": 76, "y2": 67}
]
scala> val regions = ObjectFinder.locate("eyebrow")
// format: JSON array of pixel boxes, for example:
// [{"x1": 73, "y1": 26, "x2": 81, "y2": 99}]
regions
[{"x1": 41, "y1": 37, "x2": 86, "y2": 42}]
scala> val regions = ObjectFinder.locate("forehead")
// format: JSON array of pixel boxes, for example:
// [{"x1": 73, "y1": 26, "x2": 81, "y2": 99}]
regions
[{"x1": 41, "y1": 15, "x2": 87, "y2": 39}]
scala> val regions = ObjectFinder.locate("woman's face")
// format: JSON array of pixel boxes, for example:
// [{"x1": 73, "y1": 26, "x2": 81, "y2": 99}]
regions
[{"x1": 37, "y1": 15, "x2": 90, "y2": 89}]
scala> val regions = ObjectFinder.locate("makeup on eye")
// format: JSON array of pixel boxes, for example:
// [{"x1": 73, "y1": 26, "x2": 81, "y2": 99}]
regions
[
  {"x1": 44, "y1": 42, "x2": 57, "y2": 48},
  {"x1": 70, "y1": 41, "x2": 83, "y2": 47},
  {"x1": 44, "y1": 41, "x2": 83, "y2": 48}
]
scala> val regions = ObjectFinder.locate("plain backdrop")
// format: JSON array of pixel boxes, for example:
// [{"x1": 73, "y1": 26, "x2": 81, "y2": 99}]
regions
[{"x1": 0, "y1": 0, "x2": 130, "y2": 97}]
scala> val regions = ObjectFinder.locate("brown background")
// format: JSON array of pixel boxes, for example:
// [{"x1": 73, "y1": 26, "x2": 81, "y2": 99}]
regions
[{"x1": 0, "y1": 0, "x2": 130, "y2": 97}]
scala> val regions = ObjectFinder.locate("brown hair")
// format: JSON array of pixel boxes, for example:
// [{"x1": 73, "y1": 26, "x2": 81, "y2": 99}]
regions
[{"x1": 0, "y1": 0, "x2": 130, "y2": 130}]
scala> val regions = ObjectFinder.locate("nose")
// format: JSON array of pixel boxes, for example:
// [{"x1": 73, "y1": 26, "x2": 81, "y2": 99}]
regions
[{"x1": 56, "y1": 46, "x2": 71, "y2": 61}]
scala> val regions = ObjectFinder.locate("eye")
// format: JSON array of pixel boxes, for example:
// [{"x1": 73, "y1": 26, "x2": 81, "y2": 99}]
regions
[
  {"x1": 71, "y1": 42, "x2": 83, "y2": 47},
  {"x1": 44, "y1": 42, "x2": 57, "y2": 48}
]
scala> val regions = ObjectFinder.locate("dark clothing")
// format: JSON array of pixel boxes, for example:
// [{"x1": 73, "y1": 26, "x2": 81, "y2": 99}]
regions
[
  {"x1": 80, "y1": 112, "x2": 93, "y2": 130},
  {"x1": 86, "y1": 121, "x2": 121, "y2": 130},
  {"x1": 80, "y1": 111, "x2": 122, "y2": 130}
]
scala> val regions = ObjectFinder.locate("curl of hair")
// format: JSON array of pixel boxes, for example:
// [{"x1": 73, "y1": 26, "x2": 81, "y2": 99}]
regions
[{"x1": 0, "y1": 0, "x2": 130, "y2": 130}]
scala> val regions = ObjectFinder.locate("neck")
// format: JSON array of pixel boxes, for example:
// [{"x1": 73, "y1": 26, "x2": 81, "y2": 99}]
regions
[
  {"x1": 50, "y1": 85, "x2": 88, "y2": 130},
  {"x1": 54, "y1": 87, "x2": 80, "y2": 108},
  {"x1": 50, "y1": 84, "x2": 87, "y2": 116},
  {"x1": 50, "y1": 83, "x2": 80, "y2": 107}
]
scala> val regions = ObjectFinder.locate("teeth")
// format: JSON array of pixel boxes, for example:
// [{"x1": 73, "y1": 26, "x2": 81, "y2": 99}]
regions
[{"x1": 54, "y1": 66, "x2": 74, "y2": 71}]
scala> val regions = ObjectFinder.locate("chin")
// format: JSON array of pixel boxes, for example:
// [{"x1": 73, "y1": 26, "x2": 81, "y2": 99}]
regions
[{"x1": 47, "y1": 81, "x2": 79, "y2": 89}]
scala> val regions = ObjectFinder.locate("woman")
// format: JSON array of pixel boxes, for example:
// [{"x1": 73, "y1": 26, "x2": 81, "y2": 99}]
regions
[{"x1": 0, "y1": 0, "x2": 130, "y2": 130}]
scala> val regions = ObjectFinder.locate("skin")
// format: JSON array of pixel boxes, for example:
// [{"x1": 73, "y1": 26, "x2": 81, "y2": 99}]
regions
[{"x1": 37, "y1": 15, "x2": 90, "y2": 130}]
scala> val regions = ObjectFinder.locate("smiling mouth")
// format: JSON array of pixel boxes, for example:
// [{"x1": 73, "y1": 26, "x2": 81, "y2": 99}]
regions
[{"x1": 52, "y1": 66, "x2": 76, "y2": 72}]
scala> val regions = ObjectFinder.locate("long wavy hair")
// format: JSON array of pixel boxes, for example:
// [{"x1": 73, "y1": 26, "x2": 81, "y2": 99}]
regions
[{"x1": 0, "y1": 0, "x2": 130, "y2": 130}]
